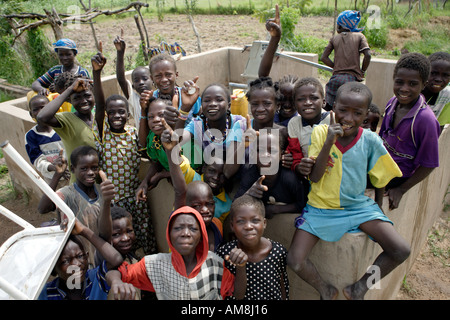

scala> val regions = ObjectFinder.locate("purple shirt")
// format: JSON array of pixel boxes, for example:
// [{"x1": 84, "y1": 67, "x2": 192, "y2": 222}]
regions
[{"x1": 379, "y1": 94, "x2": 440, "y2": 178}]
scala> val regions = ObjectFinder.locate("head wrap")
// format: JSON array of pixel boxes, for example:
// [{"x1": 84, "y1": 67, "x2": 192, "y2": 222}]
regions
[
  {"x1": 337, "y1": 10, "x2": 364, "y2": 32},
  {"x1": 53, "y1": 39, "x2": 78, "y2": 54}
]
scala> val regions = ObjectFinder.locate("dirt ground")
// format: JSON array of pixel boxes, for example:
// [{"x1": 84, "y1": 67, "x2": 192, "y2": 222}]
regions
[{"x1": 2, "y1": 13, "x2": 449, "y2": 300}]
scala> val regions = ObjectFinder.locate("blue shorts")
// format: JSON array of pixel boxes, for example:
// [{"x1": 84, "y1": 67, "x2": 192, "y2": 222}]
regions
[{"x1": 294, "y1": 203, "x2": 392, "y2": 242}]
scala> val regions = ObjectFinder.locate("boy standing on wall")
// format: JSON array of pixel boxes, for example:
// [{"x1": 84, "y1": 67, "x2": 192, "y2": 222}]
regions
[{"x1": 321, "y1": 10, "x2": 371, "y2": 111}]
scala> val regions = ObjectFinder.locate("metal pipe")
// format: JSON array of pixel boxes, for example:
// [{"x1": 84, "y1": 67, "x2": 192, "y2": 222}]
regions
[{"x1": 275, "y1": 52, "x2": 333, "y2": 72}]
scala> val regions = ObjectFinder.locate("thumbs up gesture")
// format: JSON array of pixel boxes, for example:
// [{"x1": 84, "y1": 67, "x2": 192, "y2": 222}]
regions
[
  {"x1": 99, "y1": 170, "x2": 116, "y2": 204},
  {"x1": 160, "y1": 118, "x2": 180, "y2": 151},
  {"x1": 327, "y1": 111, "x2": 343, "y2": 144}
]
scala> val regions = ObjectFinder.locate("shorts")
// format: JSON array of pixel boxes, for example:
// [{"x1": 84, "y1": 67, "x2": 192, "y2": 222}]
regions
[
  {"x1": 325, "y1": 73, "x2": 358, "y2": 106},
  {"x1": 294, "y1": 203, "x2": 392, "y2": 242}
]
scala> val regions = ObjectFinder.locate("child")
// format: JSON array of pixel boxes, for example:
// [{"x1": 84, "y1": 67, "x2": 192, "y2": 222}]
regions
[
  {"x1": 114, "y1": 31, "x2": 152, "y2": 132},
  {"x1": 31, "y1": 39, "x2": 90, "y2": 97},
  {"x1": 361, "y1": 103, "x2": 381, "y2": 132},
  {"x1": 217, "y1": 194, "x2": 289, "y2": 300},
  {"x1": 135, "y1": 84, "x2": 199, "y2": 202},
  {"x1": 258, "y1": 4, "x2": 299, "y2": 127},
  {"x1": 233, "y1": 130, "x2": 307, "y2": 218},
  {"x1": 36, "y1": 75, "x2": 96, "y2": 182},
  {"x1": 91, "y1": 50, "x2": 157, "y2": 255},
  {"x1": 379, "y1": 52, "x2": 440, "y2": 210},
  {"x1": 149, "y1": 52, "x2": 202, "y2": 126},
  {"x1": 164, "y1": 83, "x2": 245, "y2": 167},
  {"x1": 287, "y1": 77, "x2": 331, "y2": 177},
  {"x1": 224, "y1": 77, "x2": 291, "y2": 178},
  {"x1": 422, "y1": 51, "x2": 450, "y2": 130},
  {"x1": 107, "y1": 206, "x2": 142, "y2": 300},
  {"x1": 321, "y1": 10, "x2": 371, "y2": 111},
  {"x1": 106, "y1": 206, "x2": 248, "y2": 300},
  {"x1": 25, "y1": 95, "x2": 69, "y2": 183},
  {"x1": 38, "y1": 218, "x2": 123, "y2": 300},
  {"x1": 161, "y1": 120, "x2": 224, "y2": 251},
  {"x1": 287, "y1": 82, "x2": 410, "y2": 300},
  {"x1": 39, "y1": 146, "x2": 115, "y2": 267}
]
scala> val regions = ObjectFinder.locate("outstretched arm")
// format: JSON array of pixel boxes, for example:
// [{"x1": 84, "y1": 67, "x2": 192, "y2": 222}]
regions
[
  {"x1": 114, "y1": 28, "x2": 129, "y2": 99},
  {"x1": 92, "y1": 42, "x2": 107, "y2": 138},
  {"x1": 161, "y1": 119, "x2": 187, "y2": 210},
  {"x1": 258, "y1": 4, "x2": 281, "y2": 77}
]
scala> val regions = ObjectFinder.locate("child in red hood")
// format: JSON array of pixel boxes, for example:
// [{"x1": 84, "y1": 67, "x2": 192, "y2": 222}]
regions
[{"x1": 106, "y1": 206, "x2": 247, "y2": 300}]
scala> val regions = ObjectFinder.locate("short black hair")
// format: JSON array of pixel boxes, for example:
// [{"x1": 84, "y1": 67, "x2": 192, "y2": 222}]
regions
[
  {"x1": 106, "y1": 94, "x2": 129, "y2": 112},
  {"x1": 230, "y1": 194, "x2": 265, "y2": 220},
  {"x1": 394, "y1": 52, "x2": 430, "y2": 84},
  {"x1": 149, "y1": 53, "x2": 177, "y2": 74},
  {"x1": 293, "y1": 77, "x2": 325, "y2": 99},
  {"x1": 28, "y1": 94, "x2": 49, "y2": 110},
  {"x1": 70, "y1": 145, "x2": 98, "y2": 168},
  {"x1": 246, "y1": 76, "x2": 279, "y2": 103},
  {"x1": 428, "y1": 51, "x2": 450, "y2": 64},
  {"x1": 335, "y1": 81, "x2": 372, "y2": 109},
  {"x1": 201, "y1": 83, "x2": 231, "y2": 104},
  {"x1": 111, "y1": 205, "x2": 132, "y2": 221}
]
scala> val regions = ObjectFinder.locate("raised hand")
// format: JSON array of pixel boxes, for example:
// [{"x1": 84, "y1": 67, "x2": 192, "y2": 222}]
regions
[
  {"x1": 244, "y1": 114, "x2": 259, "y2": 148},
  {"x1": 180, "y1": 76, "x2": 200, "y2": 108},
  {"x1": 160, "y1": 118, "x2": 179, "y2": 151},
  {"x1": 265, "y1": 4, "x2": 281, "y2": 38},
  {"x1": 99, "y1": 170, "x2": 116, "y2": 204},
  {"x1": 139, "y1": 89, "x2": 154, "y2": 112},
  {"x1": 327, "y1": 111, "x2": 343, "y2": 144},
  {"x1": 91, "y1": 40, "x2": 107, "y2": 72},
  {"x1": 113, "y1": 28, "x2": 126, "y2": 52}
]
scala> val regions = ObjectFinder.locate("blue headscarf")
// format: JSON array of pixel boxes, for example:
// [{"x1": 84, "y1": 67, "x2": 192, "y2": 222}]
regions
[
  {"x1": 337, "y1": 10, "x2": 364, "y2": 32},
  {"x1": 53, "y1": 39, "x2": 78, "y2": 54}
]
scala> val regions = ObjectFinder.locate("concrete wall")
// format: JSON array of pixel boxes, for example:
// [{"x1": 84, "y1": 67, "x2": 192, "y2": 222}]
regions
[{"x1": 1, "y1": 47, "x2": 446, "y2": 300}]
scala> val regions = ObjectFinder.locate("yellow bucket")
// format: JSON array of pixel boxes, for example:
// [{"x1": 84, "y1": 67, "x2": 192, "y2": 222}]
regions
[{"x1": 230, "y1": 89, "x2": 248, "y2": 117}]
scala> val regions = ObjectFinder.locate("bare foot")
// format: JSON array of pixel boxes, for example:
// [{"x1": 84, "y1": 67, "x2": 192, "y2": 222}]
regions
[
  {"x1": 343, "y1": 283, "x2": 366, "y2": 300},
  {"x1": 319, "y1": 284, "x2": 339, "y2": 300}
]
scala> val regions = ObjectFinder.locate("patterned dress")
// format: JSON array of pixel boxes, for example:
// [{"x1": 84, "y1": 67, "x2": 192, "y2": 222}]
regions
[
  {"x1": 217, "y1": 239, "x2": 290, "y2": 300},
  {"x1": 94, "y1": 120, "x2": 157, "y2": 254}
]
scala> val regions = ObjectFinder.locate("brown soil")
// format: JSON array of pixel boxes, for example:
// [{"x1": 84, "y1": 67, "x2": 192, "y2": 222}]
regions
[{"x1": 4, "y1": 13, "x2": 449, "y2": 300}]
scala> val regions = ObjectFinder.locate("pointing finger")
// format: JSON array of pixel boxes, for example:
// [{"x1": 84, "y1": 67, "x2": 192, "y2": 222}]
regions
[{"x1": 329, "y1": 110, "x2": 335, "y2": 125}]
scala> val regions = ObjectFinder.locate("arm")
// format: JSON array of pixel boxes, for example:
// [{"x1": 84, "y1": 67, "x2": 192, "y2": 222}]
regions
[
  {"x1": 37, "y1": 150, "x2": 67, "y2": 214},
  {"x1": 31, "y1": 79, "x2": 50, "y2": 96},
  {"x1": 114, "y1": 30, "x2": 129, "y2": 99},
  {"x1": 138, "y1": 90, "x2": 153, "y2": 148},
  {"x1": 97, "y1": 170, "x2": 115, "y2": 242},
  {"x1": 161, "y1": 119, "x2": 187, "y2": 210},
  {"x1": 361, "y1": 48, "x2": 371, "y2": 74},
  {"x1": 309, "y1": 114, "x2": 343, "y2": 183},
  {"x1": 71, "y1": 219, "x2": 123, "y2": 270},
  {"x1": 386, "y1": 166, "x2": 435, "y2": 210},
  {"x1": 320, "y1": 42, "x2": 334, "y2": 69},
  {"x1": 92, "y1": 45, "x2": 107, "y2": 139},
  {"x1": 135, "y1": 160, "x2": 159, "y2": 203},
  {"x1": 37, "y1": 78, "x2": 91, "y2": 127},
  {"x1": 225, "y1": 247, "x2": 248, "y2": 300},
  {"x1": 258, "y1": 4, "x2": 281, "y2": 78}
]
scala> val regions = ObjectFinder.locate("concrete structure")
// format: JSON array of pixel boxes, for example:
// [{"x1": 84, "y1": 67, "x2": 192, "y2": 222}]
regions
[{"x1": 0, "y1": 46, "x2": 448, "y2": 300}]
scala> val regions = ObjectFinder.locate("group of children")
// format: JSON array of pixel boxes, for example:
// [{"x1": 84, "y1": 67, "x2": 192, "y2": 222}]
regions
[{"x1": 22, "y1": 7, "x2": 448, "y2": 300}]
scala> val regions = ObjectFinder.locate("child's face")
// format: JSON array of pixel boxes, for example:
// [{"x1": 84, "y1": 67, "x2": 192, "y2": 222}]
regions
[
  {"x1": 249, "y1": 88, "x2": 277, "y2": 125},
  {"x1": 231, "y1": 205, "x2": 266, "y2": 248},
  {"x1": 132, "y1": 68, "x2": 152, "y2": 95},
  {"x1": 202, "y1": 163, "x2": 225, "y2": 195},
  {"x1": 57, "y1": 48, "x2": 76, "y2": 68},
  {"x1": 55, "y1": 240, "x2": 88, "y2": 284},
  {"x1": 150, "y1": 60, "x2": 178, "y2": 95},
  {"x1": 361, "y1": 111, "x2": 380, "y2": 132},
  {"x1": 294, "y1": 84, "x2": 325, "y2": 123},
  {"x1": 147, "y1": 100, "x2": 167, "y2": 136},
  {"x1": 426, "y1": 59, "x2": 450, "y2": 94},
  {"x1": 278, "y1": 83, "x2": 296, "y2": 119},
  {"x1": 112, "y1": 217, "x2": 136, "y2": 255},
  {"x1": 70, "y1": 89, "x2": 95, "y2": 115},
  {"x1": 393, "y1": 68, "x2": 426, "y2": 108},
  {"x1": 201, "y1": 85, "x2": 229, "y2": 121},
  {"x1": 170, "y1": 213, "x2": 201, "y2": 256},
  {"x1": 29, "y1": 98, "x2": 48, "y2": 120},
  {"x1": 71, "y1": 154, "x2": 99, "y2": 188},
  {"x1": 106, "y1": 99, "x2": 129, "y2": 133},
  {"x1": 186, "y1": 184, "x2": 215, "y2": 226},
  {"x1": 256, "y1": 133, "x2": 280, "y2": 175},
  {"x1": 333, "y1": 92, "x2": 369, "y2": 138}
]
